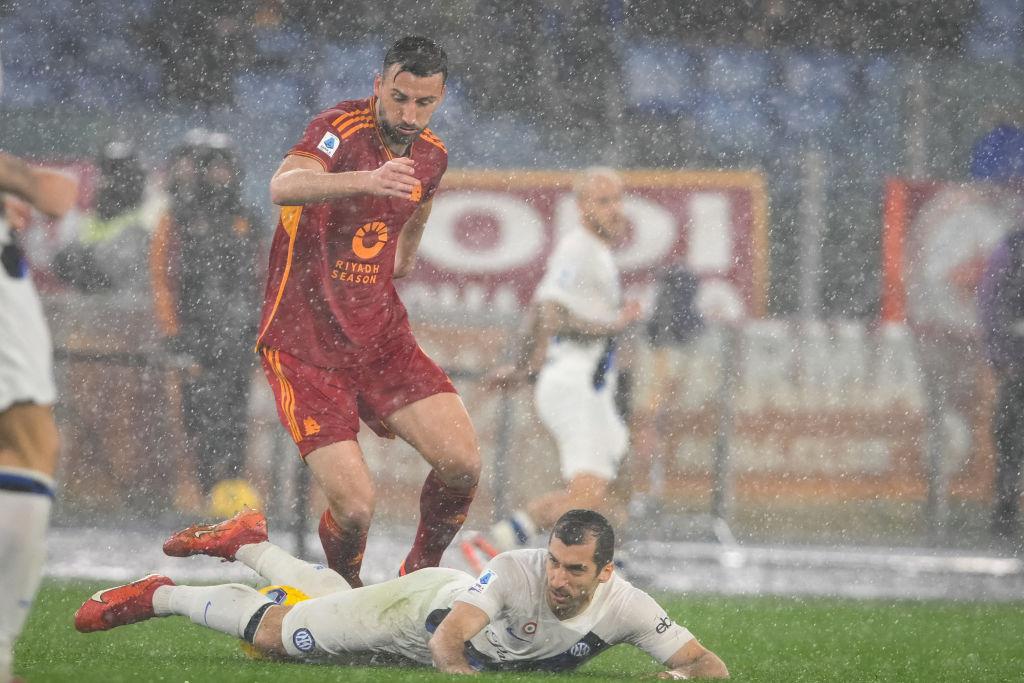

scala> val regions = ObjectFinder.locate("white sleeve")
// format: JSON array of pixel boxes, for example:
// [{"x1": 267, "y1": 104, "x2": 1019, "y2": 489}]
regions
[
  {"x1": 451, "y1": 554, "x2": 526, "y2": 621},
  {"x1": 620, "y1": 588, "x2": 695, "y2": 664}
]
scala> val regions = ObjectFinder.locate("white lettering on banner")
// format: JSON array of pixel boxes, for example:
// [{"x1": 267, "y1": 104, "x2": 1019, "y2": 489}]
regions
[
  {"x1": 737, "y1": 320, "x2": 924, "y2": 413},
  {"x1": 729, "y1": 436, "x2": 894, "y2": 474},
  {"x1": 904, "y1": 186, "x2": 1011, "y2": 330},
  {"x1": 425, "y1": 191, "x2": 680, "y2": 276},
  {"x1": 401, "y1": 281, "x2": 522, "y2": 315},
  {"x1": 617, "y1": 197, "x2": 678, "y2": 270},
  {"x1": 420, "y1": 192, "x2": 545, "y2": 273},
  {"x1": 739, "y1": 320, "x2": 801, "y2": 411},
  {"x1": 688, "y1": 193, "x2": 733, "y2": 274},
  {"x1": 661, "y1": 322, "x2": 927, "y2": 475},
  {"x1": 403, "y1": 174, "x2": 767, "y2": 319}
]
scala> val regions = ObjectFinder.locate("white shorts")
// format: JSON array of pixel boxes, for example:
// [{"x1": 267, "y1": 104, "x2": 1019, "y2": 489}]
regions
[
  {"x1": 0, "y1": 229, "x2": 56, "y2": 412},
  {"x1": 279, "y1": 567, "x2": 473, "y2": 664},
  {"x1": 534, "y1": 342, "x2": 629, "y2": 481}
]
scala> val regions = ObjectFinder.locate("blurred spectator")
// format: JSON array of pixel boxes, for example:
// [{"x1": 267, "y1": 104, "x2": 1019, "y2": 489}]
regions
[
  {"x1": 631, "y1": 265, "x2": 705, "y2": 516},
  {"x1": 978, "y1": 221, "x2": 1024, "y2": 542},
  {"x1": 973, "y1": 121, "x2": 1024, "y2": 542},
  {"x1": 150, "y1": 130, "x2": 264, "y2": 513},
  {"x1": 50, "y1": 140, "x2": 165, "y2": 510}
]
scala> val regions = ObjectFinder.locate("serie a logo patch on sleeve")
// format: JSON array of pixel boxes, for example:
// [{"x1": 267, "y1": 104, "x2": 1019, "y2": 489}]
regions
[
  {"x1": 469, "y1": 569, "x2": 496, "y2": 594},
  {"x1": 317, "y1": 132, "x2": 340, "y2": 157}
]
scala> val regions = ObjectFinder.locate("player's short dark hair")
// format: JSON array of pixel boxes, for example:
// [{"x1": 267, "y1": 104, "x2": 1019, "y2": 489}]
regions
[
  {"x1": 551, "y1": 509, "x2": 615, "y2": 569},
  {"x1": 383, "y1": 36, "x2": 448, "y2": 85}
]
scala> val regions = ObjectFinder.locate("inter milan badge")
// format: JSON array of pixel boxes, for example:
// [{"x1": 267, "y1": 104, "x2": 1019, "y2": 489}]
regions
[
  {"x1": 570, "y1": 641, "x2": 592, "y2": 658},
  {"x1": 1, "y1": 239, "x2": 26, "y2": 279},
  {"x1": 292, "y1": 627, "x2": 316, "y2": 652}
]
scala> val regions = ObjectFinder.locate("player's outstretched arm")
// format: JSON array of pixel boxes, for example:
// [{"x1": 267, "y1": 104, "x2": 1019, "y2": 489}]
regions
[
  {"x1": 270, "y1": 154, "x2": 419, "y2": 205},
  {"x1": 655, "y1": 638, "x2": 729, "y2": 679},
  {"x1": 428, "y1": 601, "x2": 490, "y2": 675},
  {"x1": 0, "y1": 152, "x2": 78, "y2": 218}
]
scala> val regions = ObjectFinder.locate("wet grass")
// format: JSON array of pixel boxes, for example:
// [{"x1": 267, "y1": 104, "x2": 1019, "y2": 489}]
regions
[{"x1": 16, "y1": 580, "x2": 1024, "y2": 681}]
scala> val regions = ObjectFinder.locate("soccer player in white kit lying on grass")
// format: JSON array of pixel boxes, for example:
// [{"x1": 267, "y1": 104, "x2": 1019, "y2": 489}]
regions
[{"x1": 74, "y1": 507, "x2": 728, "y2": 678}]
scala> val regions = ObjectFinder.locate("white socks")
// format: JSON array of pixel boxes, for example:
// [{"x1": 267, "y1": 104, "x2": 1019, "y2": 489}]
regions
[
  {"x1": 236, "y1": 541, "x2": 352, "y2": 598},
  {"x1": 152, "y1": 583, "x2": 271, "y2": 639},
  {"x1": 148, "y1": 539, "x2": 354, "y2": 641},
  {"x1": 0, "y1": 467, "x2": 54, "y2": 682},
  {"x1": 146, "y1": 540, "x2": 354, "y2": 643}
]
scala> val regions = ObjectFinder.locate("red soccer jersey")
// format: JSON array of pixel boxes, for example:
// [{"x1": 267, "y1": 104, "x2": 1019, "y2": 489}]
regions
[{"x1": 256, "y1": 96, "x2": 448, "y2": 367}]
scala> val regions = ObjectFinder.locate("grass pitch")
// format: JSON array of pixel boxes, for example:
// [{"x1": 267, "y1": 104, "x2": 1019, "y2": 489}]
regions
[{"x1": 14, "y1": 579, "x2": 1024, "y2": 682}]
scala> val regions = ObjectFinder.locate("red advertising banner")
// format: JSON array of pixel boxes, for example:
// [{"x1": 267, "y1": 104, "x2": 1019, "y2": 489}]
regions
[
  {"x1": 399, "y1": 170, "x2": 769, "y2": 319},
  {"x1": 881, "y1": 177, "x2": 1016, "y2": 328},
  {"x1": 878, "y1": 177, "x2": 1017, "y2": 502}
]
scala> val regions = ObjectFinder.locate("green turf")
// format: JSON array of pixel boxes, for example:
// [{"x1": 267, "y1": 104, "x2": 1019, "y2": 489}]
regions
[{"x1": 14, "y1": 580, "x2": 1024, "y2": 682}]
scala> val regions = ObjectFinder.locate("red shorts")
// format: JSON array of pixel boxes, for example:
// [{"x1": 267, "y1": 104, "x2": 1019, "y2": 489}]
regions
[{"x1": 260, "y1": 337, "x2": 456, "y2": 457}]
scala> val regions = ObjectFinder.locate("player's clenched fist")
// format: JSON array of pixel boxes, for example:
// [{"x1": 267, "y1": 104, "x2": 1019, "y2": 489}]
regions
[{"x1": 367, "y1": 157, "x2": 421, "y2": 200}]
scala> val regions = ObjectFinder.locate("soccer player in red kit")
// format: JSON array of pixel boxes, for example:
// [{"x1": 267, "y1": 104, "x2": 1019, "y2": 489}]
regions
[{"x1": 252, "y1": 37, "x2": 480, "y2": 587}]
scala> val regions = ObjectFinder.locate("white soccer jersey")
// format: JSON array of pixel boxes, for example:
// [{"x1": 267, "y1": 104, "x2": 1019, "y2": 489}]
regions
[
  {"x1": 281, "y1": 567, "x2": 473, "y2": 664},
  {"x1": 0, "y1": 218, "x2": 56, "y2": 411},
  {"x1": 279, "y1": 551, "x2": 694, "y2": 672},
  {"x1": 532, "y1": 225, "x2": 628, "y2": 480},
  {"x1": 534, "y1": 226, "x2": 622, "y2": 328},
  {"x1": 455, "y1": 548, "x2": 694, "y2": 672}
]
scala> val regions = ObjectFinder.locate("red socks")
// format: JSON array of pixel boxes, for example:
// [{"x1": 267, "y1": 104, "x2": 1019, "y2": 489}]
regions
[
  {"x1": 319, "y1": 471, "x2": 476, "y2": 581},
  {"x1": 318, "y1": 508, "x2": 367, "y2": 588},
  {"x1": 402, "y1": 470, "x2": 477, "y2": 574}
]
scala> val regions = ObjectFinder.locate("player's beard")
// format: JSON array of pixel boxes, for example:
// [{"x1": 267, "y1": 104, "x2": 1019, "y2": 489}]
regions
[{"x1": 377, "y1": 116, "x2": 421, "y2": 150}]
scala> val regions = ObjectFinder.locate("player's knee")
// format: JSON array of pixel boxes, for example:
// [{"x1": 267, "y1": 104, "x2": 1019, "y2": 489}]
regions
[
  {"x1": 328, "y1": 499, "x2": 375, "y2": 532},
  {"x1": 438, "y1": 457, "x2": 481, "y2": 491}
]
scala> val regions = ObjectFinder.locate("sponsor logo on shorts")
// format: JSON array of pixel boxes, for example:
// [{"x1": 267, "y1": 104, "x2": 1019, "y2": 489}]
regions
[
  {"x1": 570, "y1": 641, "x2": 591, "y2": 658},
  {"x1": 293, "y1": 627, "x2": 316, "y2": 652},
  {"x1": 317, "y1": 132, "x2": 340, "y2": 157},
  {"x1": 468, "y1": 569, "x2": 495, "y2": 594}
]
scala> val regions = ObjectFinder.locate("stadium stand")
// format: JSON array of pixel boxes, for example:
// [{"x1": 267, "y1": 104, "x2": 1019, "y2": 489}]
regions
[
  {"x1": 621, "y1": 42, "x2": 699, "y2": 117},
  {"x1": 0, "y1": 0, "x2": 1002, "y2": 314}
]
